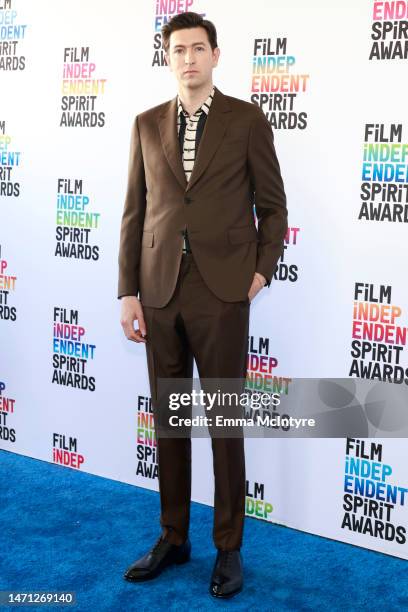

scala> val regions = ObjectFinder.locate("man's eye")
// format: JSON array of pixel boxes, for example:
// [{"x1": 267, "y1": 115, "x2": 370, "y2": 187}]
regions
[{"x1": 196, "y1": 47, "x2": 204, "y2": 51}]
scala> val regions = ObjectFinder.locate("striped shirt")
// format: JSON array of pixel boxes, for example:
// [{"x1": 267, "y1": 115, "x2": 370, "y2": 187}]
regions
[{"x1": 177, "y1": 85, "x2": 215, "y2": 252}]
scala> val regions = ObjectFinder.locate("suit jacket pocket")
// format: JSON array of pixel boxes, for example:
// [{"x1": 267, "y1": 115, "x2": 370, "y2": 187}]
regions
[
  {"x1": 141, "y1": 230, "x2": 154, "y2": 247},
  {"x1": 228, "y1": 225, "x2": 258, "y2": 245}
]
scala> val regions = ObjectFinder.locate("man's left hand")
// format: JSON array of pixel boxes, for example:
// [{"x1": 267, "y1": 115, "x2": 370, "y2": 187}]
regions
[{"x1": 248, "y1": 272, "x2": 266, "y2": 303}]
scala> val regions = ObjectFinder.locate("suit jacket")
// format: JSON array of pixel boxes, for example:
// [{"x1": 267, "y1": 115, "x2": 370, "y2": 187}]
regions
[{"x1": 118, "y1": 85, "x2": 288, "y2": 307}]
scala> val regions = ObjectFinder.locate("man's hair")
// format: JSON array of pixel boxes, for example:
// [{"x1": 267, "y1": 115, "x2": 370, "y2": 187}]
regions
[{"x1": 161, "y1": 11, "x2": 218, "y2": 53}]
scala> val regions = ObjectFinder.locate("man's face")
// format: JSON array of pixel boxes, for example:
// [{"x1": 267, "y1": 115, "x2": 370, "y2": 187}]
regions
[{"x1": 165, "y1": 26, "x2": 220, "y2": 89}]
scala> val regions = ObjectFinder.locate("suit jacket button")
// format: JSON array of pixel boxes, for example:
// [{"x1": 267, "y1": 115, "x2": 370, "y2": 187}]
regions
[{"x1": 184, "y1": 196, "x2": 192, "y2": 204}]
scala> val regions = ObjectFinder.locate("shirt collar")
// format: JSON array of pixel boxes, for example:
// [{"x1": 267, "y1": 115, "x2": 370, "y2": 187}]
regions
[{"x1": 177, "y1": 85, "x2": 215, "y2": 119}]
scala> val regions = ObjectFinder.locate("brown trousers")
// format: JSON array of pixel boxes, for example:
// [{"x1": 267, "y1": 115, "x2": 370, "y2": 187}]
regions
[{"x1": 143, "y1": 253, "x2": 249, "y2": 551}]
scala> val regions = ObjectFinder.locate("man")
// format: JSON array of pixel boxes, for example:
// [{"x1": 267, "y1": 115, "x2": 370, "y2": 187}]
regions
[{"x1": 118, "y1": 11, "x2": 287, "y2": 599}]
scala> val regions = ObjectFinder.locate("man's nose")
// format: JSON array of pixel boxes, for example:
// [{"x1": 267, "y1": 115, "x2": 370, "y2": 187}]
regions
[{"x1": 185, "y1": 51, "x2": 195, "y2": 64}]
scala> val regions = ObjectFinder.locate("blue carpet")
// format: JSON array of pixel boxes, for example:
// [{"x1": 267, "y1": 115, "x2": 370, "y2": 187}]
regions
[{"x1": 0, "y1": 449, "x2": 406, "y2": 611}]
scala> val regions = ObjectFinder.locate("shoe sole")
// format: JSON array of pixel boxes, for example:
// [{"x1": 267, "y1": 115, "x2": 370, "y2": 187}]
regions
[{"x1": 123, "y1": 552, "x2": 191, "y2": 582}]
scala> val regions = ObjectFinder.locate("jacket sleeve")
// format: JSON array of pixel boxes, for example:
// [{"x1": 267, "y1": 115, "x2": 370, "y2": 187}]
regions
[
  {"x1": 247, "y1": 108, "x2": 288, "y2": 287},
  {"x1": 117, "y1": 115, "x2": 147, "y2": 299}
]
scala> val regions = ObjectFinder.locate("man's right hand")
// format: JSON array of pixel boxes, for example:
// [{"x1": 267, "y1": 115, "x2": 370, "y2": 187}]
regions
[{"x1": 120, "y1": 296, "x2": 147, "y2": 343}]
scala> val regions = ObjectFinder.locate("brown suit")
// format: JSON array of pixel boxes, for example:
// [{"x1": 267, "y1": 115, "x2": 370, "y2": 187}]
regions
[
  {"x1": 118, "y1": 85, "x2": 287, "y2": 306},
  {"x1": 118, "y1": 85, "x2": 287, "y2": 551}
]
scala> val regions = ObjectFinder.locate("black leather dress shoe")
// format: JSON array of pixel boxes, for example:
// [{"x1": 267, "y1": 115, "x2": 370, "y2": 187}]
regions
[
  {"x1": 209, "y1": 549, "x2": 243, "y2": 598},
  {"x1": 123, "y1": 535, "x2": 191, "y2": 582}
]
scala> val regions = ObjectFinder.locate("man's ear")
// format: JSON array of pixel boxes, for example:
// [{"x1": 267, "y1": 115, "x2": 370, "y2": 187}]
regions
[
  {"x1": 164, "y1": 53, "x2": 171, "y2": 70},
  {"x1": 212, "y1": 47, "x2": 220, "y2": 67}
]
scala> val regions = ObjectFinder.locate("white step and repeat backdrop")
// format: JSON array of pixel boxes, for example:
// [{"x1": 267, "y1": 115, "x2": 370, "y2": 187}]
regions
[{"x1": 1, "y1": 0, "x2": 408, "y2": 560}]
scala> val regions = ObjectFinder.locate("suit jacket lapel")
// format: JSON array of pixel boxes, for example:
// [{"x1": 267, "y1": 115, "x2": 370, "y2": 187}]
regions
[
  {"x1": 186, "y1": 86, "x2": 231, "y2": 192},
  {"x1": 157, "y1": 95, "x2": 187, "y2": 191},
  {"x1": 157, "y1": 86, "x2": 231, "y2": 193}
]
